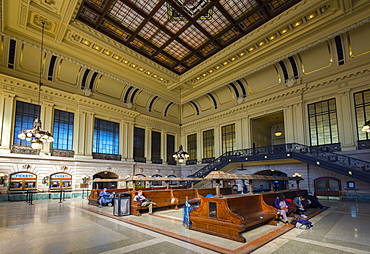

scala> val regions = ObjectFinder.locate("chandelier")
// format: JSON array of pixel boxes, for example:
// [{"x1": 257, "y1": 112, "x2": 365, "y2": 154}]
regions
[
  {"x1": 172, "y1": 101, "x2": 189, "y2": 164},
  {"x1": 173, "y1": 145, "x2": 189, "y2": 164},
  {"x1": 18, "y1": 21, "x2": 54, "y2": 149}
]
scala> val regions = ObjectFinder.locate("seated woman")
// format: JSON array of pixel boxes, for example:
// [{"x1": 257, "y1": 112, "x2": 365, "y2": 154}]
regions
[{"x1": 274, "y1": 194, "x2": 290, "y2": 225}]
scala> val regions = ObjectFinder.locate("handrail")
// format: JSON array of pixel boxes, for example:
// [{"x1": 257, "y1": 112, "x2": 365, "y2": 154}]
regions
[{"x1": 187, "y1": 143, "x2": 370, "y2": 186}]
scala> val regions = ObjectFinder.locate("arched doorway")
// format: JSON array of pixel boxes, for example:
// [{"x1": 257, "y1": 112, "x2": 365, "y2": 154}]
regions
[
  {"x1": 314, "y1": 177, "x2": 341, "y2": 197},
  {"x1": 253, "y1": 170, "x2": 288, "y2": 192},
  {"x1": 93, "y1": 171, "x2": 118, "y2": 189}
]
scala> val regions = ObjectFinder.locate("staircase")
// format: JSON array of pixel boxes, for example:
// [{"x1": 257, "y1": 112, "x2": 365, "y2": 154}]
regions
[{"x1": 188, "y1": 143, "x2": 370, "y2": 186}]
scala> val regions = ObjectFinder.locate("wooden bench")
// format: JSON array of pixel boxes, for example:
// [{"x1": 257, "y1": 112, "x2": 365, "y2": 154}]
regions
[
  {"x1": 189, "y1": 194, "x2": 277, "y2": 242},
  {"x1": 130, "y1": 190, "x2": 178, "y2": 216},
  {"x1": 196, "y1": 187, "x2": 233, "y2": 197},
  {"x1": 171, "y1": 189, "x2": 199, "y2": 206},
  {"x1": 88, "y1": 188, "x2": 127, "y2": 206},
  {"x1": 262, "y1": 191, "x2": 298, "y2": 217}
]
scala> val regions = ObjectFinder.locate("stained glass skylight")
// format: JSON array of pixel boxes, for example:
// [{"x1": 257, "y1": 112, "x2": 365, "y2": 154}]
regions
[{"x1": 77, "y1": 0, "x2": 302, "y2": 74}]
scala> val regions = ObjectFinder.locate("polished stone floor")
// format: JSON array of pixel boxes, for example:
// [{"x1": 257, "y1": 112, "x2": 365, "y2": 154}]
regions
[{"x1": 1, "y1": 197, "x2": 370, "y2": 254}]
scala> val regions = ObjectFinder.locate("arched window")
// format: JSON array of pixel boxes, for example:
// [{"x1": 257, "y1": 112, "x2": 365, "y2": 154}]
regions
[
  {"x1": 152, "y1": 174, "x2": 162, "y2": 186},
  {"x1": 168, "y1": 175, "x2": 177, "y2": 185},
  {"x1": 50, "y1": 172, "x2": 72, "y2": 189},
  {"x1": 135, "y1": 174, "x2": 145, "y2": 188},
  {"x1": 9, "y1": 172, "x2": 37, "y2": 190}
]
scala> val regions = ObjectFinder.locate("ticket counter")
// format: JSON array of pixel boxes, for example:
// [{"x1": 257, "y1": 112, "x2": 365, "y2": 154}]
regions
[
  {"x1": 9, "y1": 172, "x2": 37, "y2": 191},
  {"x1": 50, "y1": 173, "x2": 72, "y2": 189}
]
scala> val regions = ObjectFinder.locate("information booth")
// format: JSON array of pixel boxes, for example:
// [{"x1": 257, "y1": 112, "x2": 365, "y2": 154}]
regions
[
  {"x1": 9, "y1": 172, "x2": 37, "y2": 191},
  {"x1": 49, "y1": 173, "x2": 72, "y2": 189}
]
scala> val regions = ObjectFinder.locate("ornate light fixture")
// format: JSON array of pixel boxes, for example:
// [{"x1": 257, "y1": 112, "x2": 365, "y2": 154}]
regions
[
  {"x1": 274, "y1": 117, "x2": 282, "y2": 137},
  {"x1": 173, "y1": 145, "x2": 189, "y2": 164},
  {"x1": 173, "y1": 101, "x2": 189, "y2": 164},
  {"x1": 362, "y1": 120, "x2": 370, "y2": 132},
  {"x1": 17, "y1": 21, "x2": 54, "y2": 149}
]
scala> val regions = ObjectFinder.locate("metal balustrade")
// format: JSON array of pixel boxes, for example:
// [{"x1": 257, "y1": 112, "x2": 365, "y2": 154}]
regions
[{"x1": 187, "y1": 143, "x2": 370, "y2": 186}]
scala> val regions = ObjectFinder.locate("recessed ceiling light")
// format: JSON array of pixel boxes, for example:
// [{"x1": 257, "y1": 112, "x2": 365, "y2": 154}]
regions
[
  {"x1": 103, "y1": 50, "x2": 111, "y2": 55},
  {"x1": 122, "y1": 60, "x2": 129, "y2": 64},
  {"x1": 215, "y1": 66, "x2": 220, "y2": 69},
  {"x1": 222, "y1": 61, "x2": 228, "y2": 65},
  {"x1": 259, "y1": 41, "x2": 265, "y2": 46},
  {"x1": 196, "y1": 77, "x2": 201, "y2": 80},
  {"x1": 208, "y1": 69, "x2": 213, "y2": 73},
  {"x1": 308, "y1": 14, "x2": 315, "y2": 20},
  {"x1": 146, "y1": 71, "x2": 151, "y2": 75},
  {"x1": 153, "y1": 74, "x2": 158, "y2": 78},
  {"x1": 269, "y1": 35, "x2": 275, "y2": 40},
  {"x1": 81, "y1": 39, "x2": 91, "y2": 46},
  {"x1": 249, "y1": 47, "x2": 255, "y2": 51},
  {"x1": 93, "y1": 44, "x2": 101, "y2": 51},
  {"x1": 294, "y1": 21, "x2": 301, "y2": 27},
  {"x1": 138, "y1": 68, "x2": 144, "y2": 71},
  {"x1": 159, "y1": 77, "x2": 164, "y2": 81},
  {"x1": 230, "y1": 57, "x2": 236, "y2": 61},
  {"x1": 280, "y1": 29, "x2": 288, "y2": 34},
  {"x1": 202, "y1": 73, "x2": 207, "y2": 77},
  {"x1": 238, "y1": 52, "x2": 245, "y2": 56}
]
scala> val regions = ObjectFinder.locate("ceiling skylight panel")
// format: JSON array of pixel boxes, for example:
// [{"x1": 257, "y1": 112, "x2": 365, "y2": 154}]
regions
[
  {"x1": 152, "y1": 3, "x2": 188, "y2": 34},
  {"x1": 139, "y1": 22, "x2": 171, "y2": 47},
  {"x1": 179, "y1": 25, "x2": 208, "y2": 49},
  {"x1": 219, "y1": 0, "x2": 258, "y2": 20},
  {"x1": 109, "y1": 1, "x2": 144, "y2": 31},
  {"x1": 197, "y1": 7, "x2": 230, "y2": 36},
  {"x1": 164, "y1": 40, "x2": 190, "y2": 60},
  {"x1": 128, "y1": 0, "x2": 160, "y2": 14}
]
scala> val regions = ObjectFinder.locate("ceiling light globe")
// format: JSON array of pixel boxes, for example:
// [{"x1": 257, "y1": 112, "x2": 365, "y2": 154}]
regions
[{"x1": 31, "y1": 142, "x2": 41, "y2": 149}]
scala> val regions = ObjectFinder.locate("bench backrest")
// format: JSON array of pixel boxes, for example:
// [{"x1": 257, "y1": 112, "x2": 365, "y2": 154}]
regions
[
  {"x1": 172, "y1": 189, "x2": 199, "y2": 204},
  {"x1": 226, "y1": 195, "x2": 266, "y2": 218},
  {"x1": 130, "y1": 189, "x2": 174, "y2": 204}
]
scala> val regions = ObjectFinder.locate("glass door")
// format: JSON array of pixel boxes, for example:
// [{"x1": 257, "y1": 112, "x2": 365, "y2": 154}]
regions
[{"x1": 314, "y1": 177, "x2": 341, "y2": 196}]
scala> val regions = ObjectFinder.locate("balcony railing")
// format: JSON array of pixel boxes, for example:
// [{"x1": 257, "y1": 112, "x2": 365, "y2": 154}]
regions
[{"x1": 187, "y1": 143, "x2": 370, "y2": 185}]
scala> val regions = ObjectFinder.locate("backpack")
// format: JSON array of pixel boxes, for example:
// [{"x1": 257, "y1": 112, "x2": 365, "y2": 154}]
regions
[{"x1": 295, "y1": 219, "x2": 313, "y2": 229}]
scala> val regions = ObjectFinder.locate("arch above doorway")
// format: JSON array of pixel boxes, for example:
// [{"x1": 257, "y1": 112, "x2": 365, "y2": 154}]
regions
[{"x1": 93, "y1": 171, "x2": 118, "y2": 189}]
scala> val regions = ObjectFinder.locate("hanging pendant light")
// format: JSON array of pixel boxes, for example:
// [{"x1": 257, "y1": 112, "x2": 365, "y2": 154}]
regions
[
  {"x1": 18, "y1": 21, "x2": 54, "y2": 149},
  {"x1": 172, "y1": 98, "x2": 189, "y2": 164},
  {"x1": 274, "y1": 117, "x2": 282, "y2": 137}
]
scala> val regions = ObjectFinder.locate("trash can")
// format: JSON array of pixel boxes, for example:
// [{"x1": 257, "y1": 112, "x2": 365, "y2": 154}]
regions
[{"x1": 113, "y1": 192, "x2": 131, "y2": 216}]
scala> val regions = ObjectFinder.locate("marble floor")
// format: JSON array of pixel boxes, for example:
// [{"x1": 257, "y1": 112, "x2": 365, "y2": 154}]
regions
[{"x1": 1, "y1": 197, "x2": 370, "y2": 254}]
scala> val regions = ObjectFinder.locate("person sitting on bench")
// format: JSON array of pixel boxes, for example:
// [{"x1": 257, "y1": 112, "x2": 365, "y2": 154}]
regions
[
  {"x1": 98, "y1": 188, "x2": 114, "y2": 207},
  {"x1": 274, "y1": 194, "x2": 290, "y2": 225},
  {"x1": 134, "y1": 190, "x2": 156, "y2": 215},
  {"x1": 308, "y1": 192, "x2": 329, "y2": 210},
  {"x1": 293, "y1": 195, "x2": 308, "y2": 218}
]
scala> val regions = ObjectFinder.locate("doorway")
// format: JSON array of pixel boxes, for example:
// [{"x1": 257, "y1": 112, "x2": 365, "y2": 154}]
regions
[
  {"x1": 314, "y1": 177, "x2": 341, "y2": 197},
  {"x1": 93, "y1": 171, "x2": 118, "y2": 189}
]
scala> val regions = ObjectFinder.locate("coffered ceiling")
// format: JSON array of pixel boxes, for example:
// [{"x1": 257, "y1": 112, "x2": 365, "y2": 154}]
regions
[{"x1": 76, "y1": 0, "x2": 301, "y2": 75}]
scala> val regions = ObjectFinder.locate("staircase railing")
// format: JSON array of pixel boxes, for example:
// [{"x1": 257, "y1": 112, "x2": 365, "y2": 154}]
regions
[{"x1": 187, "y1": 143, "x2": 370, "y2": 186}]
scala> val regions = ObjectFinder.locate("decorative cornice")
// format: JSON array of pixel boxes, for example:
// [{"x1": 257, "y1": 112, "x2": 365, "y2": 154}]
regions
[
  {"x1": 182, "y1": 16, "x2": 370, "y2": 104},
  {"x1": 185, "y1": 65, "x2": 370, "y2": 127}
]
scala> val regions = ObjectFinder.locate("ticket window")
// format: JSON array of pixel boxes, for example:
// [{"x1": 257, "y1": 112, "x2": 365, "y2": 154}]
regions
[
  {"x1": 9, "y1": 172, "x2": 37, "y2": 191},
  {"x1": 50, "y1": 173, "x2": 72, "y2": 189}
]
